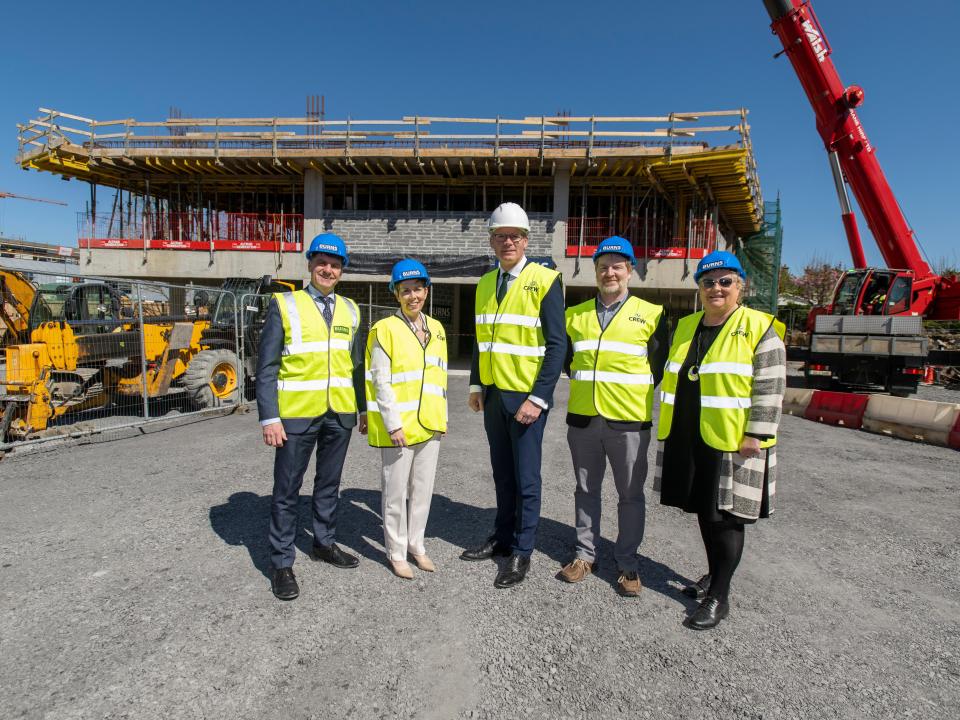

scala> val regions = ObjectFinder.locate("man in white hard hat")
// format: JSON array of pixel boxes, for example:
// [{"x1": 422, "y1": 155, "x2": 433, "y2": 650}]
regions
[{"x1": 462, "y1": 202, "x2": 566, "y2": 589}]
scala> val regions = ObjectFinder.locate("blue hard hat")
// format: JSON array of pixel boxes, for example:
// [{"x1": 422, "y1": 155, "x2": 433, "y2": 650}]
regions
[
  {"x1": 306, "y1": 233, "x2": 349, "y2": 266},
  {"x1": 592, "y1": 236, "x2": 637, "y2": 266},
  {"x1": 389, "y1": 259, "x2": 431, "y2": 293},
  {"x1": 695, "y1": 250, "x2": 745, "y2": 281}
]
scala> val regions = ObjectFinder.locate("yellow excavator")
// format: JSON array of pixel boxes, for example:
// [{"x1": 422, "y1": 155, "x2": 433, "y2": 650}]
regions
[{"x1": 1, "y1": 269, "x2": 291, "y2": 442}]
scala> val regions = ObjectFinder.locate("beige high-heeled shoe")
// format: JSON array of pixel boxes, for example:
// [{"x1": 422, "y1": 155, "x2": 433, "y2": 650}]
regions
[
  {"x1": 408, "y1": 553, "x2": 435, "y2": 572},
  {"x1": 390, "y1": 560, "x2": 414, "y2": 579}
]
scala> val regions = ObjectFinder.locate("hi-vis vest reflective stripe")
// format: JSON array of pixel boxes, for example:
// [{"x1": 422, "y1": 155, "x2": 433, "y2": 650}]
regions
[
  {"x1": 567, "y1": 296, "x2": 663, "y2": 422},
  {"x1": 275, "y1": 290, "x2": 359, "y2": 418},
  {"x1": 364, "y1": 314, "x2": 448, "y2": 447},
  {"x1": 657, "y1": 306, "x2": 785, "y2": 451},
  {"x1": 475, "y1": 261, "x2": 560, "y2": 392}
]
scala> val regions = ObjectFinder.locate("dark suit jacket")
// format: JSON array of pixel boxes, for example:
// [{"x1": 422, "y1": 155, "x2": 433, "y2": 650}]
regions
[
  {"x1": 469, "y1": 269, "x2": 566, "y2": 415},
  {"x1": 256, "y1": 295, "x2": 366, "y2": 433}
]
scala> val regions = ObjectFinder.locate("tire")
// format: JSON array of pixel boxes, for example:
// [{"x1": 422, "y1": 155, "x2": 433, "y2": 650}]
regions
[
  {"x1": 1, "y1": 401, "x2": 17, "y2": 443},
  {"x1": 181, "y1": 349, "x2": 241, "y2": 410}
]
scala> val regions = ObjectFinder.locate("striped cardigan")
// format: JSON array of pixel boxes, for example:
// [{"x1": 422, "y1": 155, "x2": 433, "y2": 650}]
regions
[{"x1": 654, "y1": 322, "x2": 787, "y2": 520}]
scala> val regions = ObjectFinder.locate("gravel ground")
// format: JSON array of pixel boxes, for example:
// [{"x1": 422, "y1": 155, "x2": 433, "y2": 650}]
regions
[{"x1": 1, "y1": 375, "x2": 958, "y2": 719}]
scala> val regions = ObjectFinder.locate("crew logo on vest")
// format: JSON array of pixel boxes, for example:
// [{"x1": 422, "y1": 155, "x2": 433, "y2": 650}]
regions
[
  {"x1": 628, "y1": 314, "x2": 648, "y2": 323},
  {"x1": 523, "y1": 283, "x2": 540, "y2": 292}
]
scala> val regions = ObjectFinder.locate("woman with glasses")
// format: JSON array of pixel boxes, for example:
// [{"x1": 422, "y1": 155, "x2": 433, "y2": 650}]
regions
[
  {"x1": 655, "y1": 251, "x2": 786, "y2": 630},
  {"x1": 362, "y1": 259, "x2": 448, "y2": 579}
]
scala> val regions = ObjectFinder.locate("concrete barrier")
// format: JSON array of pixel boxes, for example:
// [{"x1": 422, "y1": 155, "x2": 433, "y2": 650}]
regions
[
  {"x1": 804, "y1": 390, "x2": 870, "y2": 428},
  {"x1": 782, "y1": 388, "x2": 814, "y2": 416},
  {"x1": 863, "y1": 395, "x2": 960, "y2": 447},
  {"x1": 950, "y1": 412, "x2": 960, "y2": 450}
]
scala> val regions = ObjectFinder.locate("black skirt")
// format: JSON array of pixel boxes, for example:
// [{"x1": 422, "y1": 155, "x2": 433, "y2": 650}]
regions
[{"x1": 659, "y1": 322, "x2": 757, "y2": 524}]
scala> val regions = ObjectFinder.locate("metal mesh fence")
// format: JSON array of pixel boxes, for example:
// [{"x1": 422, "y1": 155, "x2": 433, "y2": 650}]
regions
[
  {"x1": 1, "y1": 266, "x2": 248, "y2": 449},
  {"x1": 0, "y1": 266, "x2": 440, "y2": 451}
]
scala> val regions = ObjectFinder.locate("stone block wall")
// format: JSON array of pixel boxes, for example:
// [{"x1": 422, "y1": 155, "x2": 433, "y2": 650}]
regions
[{"x1": 312, "y1": 212, "x2": 556, "y2": 259}]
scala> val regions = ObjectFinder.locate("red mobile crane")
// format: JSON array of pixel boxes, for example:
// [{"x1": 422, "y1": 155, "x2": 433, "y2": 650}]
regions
[{"x1": 764, "y1": 0, "x2": 960, "y2": 394}]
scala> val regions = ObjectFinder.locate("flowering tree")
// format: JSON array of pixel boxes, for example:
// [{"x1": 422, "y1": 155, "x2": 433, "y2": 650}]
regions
[{"x1": 793, "y1": 259, "x2": 843, "y2": 305}]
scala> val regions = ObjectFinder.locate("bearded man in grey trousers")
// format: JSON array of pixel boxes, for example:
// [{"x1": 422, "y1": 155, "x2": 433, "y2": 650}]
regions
[{"x1": 558, "y1": 237, "x2": 668, "y2": 596}]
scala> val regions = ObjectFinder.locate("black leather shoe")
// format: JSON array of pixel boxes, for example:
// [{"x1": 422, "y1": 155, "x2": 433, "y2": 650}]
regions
[
  {"x1": 271, "y1": 567, "x2": 299, "y2": 601},
  {"x1": 460, "y1": 537, "x2": 511, "y2": 562},
  {"x1": 686, "y1": 597, "x2": 729, "y2": 630},
  {"x1": 310, "y1": 543, "x2": 359, "y2": 569},
  {"x1": 494, "y1": 554, "x2": 530, "y2": 589},
  {"x1": 682, "y1": 574, "x2": 712, "y2": 601}
]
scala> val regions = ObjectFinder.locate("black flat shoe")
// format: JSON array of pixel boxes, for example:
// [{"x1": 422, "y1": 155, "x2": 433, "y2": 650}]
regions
[
  {"x1": 270, "y1": 567, "x2": 299, "y2": 601},
  {"x1": 686, "y1": 597, "x2": 729, "y2": 630},
  {"x1": 494, "y1": 554, "x2": 530, "y2": 589},
  {"x1": 460, "y1": 537, "x2": 511, "y2": 562},
  {"x1": 682, "y1": 574, "x2": 712, "y2": 601},
  {"x1": 310, "y1": 543, "x2": 359, "y2": 569}
]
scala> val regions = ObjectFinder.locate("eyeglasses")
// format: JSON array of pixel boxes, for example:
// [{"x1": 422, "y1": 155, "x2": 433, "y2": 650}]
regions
[
  {"x1": 698, "y1": 277, "x2": 737, "y2": 289},
  {"x1": 491, "y1": 232, "x2": 526, "y2": 244}
]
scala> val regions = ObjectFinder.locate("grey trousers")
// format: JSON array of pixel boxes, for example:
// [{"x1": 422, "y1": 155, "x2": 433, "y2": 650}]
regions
[{"x1": 567, "y1": 417, "x2": 650, "y2": 572}]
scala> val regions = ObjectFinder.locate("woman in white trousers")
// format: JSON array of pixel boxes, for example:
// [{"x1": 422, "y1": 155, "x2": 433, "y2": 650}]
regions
[{"x1": 361, "y1": 259, "x2": 448, "y2": 579}]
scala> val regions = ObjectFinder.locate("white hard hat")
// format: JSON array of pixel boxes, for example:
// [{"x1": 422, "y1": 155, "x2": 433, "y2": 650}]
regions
[{"x1": 488, "y1": 202, "x2": 530, "y2": 234}]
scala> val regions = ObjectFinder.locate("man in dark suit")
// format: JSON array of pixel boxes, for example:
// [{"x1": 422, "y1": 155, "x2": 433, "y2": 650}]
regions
[
  {"x1": 257, "y1": 233, "x2": 366, "y2": 601},
  {"x1": 462, "y1": 203, "x2": 566, "y2": 588}
]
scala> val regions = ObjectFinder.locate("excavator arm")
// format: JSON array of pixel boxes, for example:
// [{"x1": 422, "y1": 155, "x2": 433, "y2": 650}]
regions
[{"x1": 0, "y1": 269, "x2": 36, "y2": 345}]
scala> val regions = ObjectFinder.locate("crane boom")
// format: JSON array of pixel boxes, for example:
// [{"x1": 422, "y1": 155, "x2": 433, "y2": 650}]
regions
[
  {"x1": 0, "y1": 191, "x2": 67, "y2": 206},
  {"x1": 764, "y1": 0, "x2": 932, "y2": 279}
]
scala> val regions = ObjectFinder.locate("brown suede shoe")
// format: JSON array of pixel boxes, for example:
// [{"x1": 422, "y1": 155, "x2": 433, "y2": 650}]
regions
[
  {"x1": 618, "y1": 570, "x2": 642, "y2": 597},
  {"x1": 558, "y1": 558, "x2": 593, "y2": 583}
]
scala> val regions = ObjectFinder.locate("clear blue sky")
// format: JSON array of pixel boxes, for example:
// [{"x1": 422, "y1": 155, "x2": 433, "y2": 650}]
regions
[{"x1": 1, "y1": 0, "x2": 957, "y2": 273}]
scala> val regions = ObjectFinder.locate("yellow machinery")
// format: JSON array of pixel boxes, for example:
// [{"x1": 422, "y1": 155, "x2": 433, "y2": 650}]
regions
[
  {"x1": 0, "y1": 267, "x2": 35, "y2": 345},
  {"x1": 0, "y1": 270, "x2": 242, "y2": 441}
]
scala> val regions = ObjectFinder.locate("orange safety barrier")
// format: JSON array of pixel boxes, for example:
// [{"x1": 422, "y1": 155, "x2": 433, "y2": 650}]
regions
[{"x1": 803, "y1": 390, "x2": 870, "y2": 428}]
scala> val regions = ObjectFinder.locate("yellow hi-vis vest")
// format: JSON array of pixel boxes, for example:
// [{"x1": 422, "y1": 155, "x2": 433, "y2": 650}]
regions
[
  {"x1": 475, "y1": 261, "x2": 560, "y2": 392},
  {"x1": 364, "y1": 314, "x2": 448, "y2": 447},
  {"x1": 566, "y1": 295, "x2": 663, "y2": 422},
  {"x1": 275, "y1": 290, "x2": 359, "y2": 418},
  {"x1": 657, "y1": 306, "x2": 785, "y2": 451}
]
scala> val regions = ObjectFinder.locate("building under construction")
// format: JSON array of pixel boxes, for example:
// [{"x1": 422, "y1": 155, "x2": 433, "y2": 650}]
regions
[{"x1": 16, "y1": 106, "x2": 774, "y2": 349}]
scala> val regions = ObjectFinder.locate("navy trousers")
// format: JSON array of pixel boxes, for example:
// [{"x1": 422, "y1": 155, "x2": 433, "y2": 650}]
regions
[
  {"x1": 483, "y1": 387, "x2": 548, "y2": 556},
  {"x1": 269, "y1": 412, "x2": 352, "y2": 569}
]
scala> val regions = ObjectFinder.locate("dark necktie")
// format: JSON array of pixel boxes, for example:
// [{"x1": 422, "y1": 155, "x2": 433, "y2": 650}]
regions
[
  {"x1": 497, "y1": 272, "x2": 510, "y2": 303},
  {"x1": 320, "y1": 296, "x2": 333, "y2": 327}
]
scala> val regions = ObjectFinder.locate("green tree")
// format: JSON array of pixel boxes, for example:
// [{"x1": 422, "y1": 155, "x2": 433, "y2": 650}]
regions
[{"x1": 779, "y1": 265, "x2": 799, "y2": 296}]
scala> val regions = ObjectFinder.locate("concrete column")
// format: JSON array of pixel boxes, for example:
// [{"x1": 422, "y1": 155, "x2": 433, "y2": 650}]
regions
[
  {"x1": 551, "y1": 164, "x2": 571, "y2": 264},
  {"x1": 304, "y1": 168, "x2": 324, "y2": 241}
]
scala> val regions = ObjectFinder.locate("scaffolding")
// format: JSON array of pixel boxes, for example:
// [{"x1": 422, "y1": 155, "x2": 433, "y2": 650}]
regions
[
  {"x1": 737, "y1": 198, "x2": 783, "y2": 315},
  {"x1": 17, "y1": 108, "x2": 764, "y2": 237}
]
